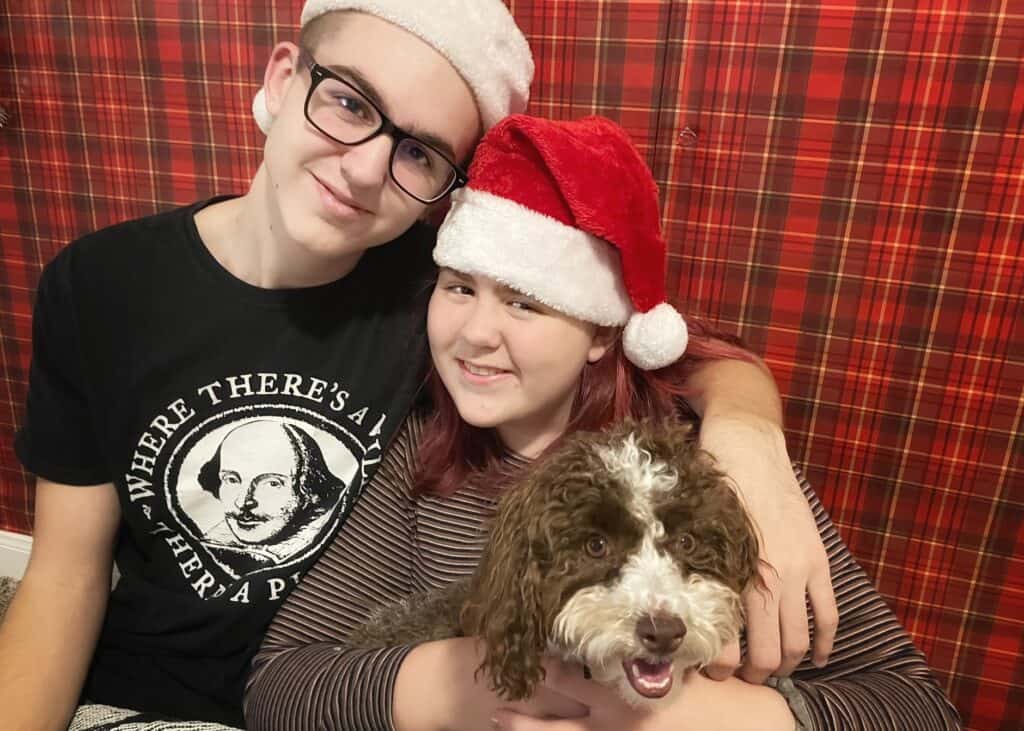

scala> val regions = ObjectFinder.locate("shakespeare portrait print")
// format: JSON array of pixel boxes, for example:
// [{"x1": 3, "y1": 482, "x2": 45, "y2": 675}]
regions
[{"x1": 123, "y1": 371, "x2": 387, "y2": 604}]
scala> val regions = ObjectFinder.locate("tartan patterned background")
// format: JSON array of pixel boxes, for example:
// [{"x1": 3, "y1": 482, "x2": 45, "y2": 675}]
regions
[{"x1": 0, "y1": 1, "x2": 1020, "y2": 728}]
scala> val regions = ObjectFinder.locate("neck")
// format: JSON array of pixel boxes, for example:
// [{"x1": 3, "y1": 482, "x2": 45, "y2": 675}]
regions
[
  {"x1": 496, "y1": 409, "x2": 574, "y2": 460},
  {"x1": 194, "y1": 164, "x2": 361, "y2": 289}
]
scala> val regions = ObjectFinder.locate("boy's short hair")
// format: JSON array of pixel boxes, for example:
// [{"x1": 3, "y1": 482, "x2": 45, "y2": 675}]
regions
[
  {"x1": 253, "y1": 0, "x2": 534, "y2": 134},
  {"x1": 297, "y1": 10, "x2": 341, "y2": 53}
]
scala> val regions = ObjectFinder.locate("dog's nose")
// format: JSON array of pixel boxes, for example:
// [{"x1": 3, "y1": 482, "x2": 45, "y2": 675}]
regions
[{"x1": 636, "y1": 613, "x2": 687, "y2": 654}]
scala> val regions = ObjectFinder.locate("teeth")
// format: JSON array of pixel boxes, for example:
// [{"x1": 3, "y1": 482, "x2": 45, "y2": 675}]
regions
[
  {"x1": 635, "y1": 674, "x2": 671, "y2": 690},
  {"x1": 464, "y1": 363, "x2": 504, "y2": 376}
]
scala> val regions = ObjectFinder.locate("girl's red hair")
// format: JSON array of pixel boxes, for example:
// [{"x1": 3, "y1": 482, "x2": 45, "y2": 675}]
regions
[{"x1": 416, "y1": 318, "x2": 756, "y2": 496}]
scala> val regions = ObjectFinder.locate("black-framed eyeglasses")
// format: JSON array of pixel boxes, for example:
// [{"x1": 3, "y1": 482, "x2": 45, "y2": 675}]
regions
[{"x1": 299, "y1": 50, "x2": 468, "y2": 204}]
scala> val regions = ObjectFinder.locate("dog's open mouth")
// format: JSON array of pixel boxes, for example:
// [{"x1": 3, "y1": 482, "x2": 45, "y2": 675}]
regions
[{"x1": 622, "y1": 658, "x2": 675, "y2": 698}]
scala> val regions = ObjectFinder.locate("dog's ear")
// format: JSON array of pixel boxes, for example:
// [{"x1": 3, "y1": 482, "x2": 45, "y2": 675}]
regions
[
  {"x1": 709, "y1": 455, "x2": 768, "y2": 597},
  {"x1": 460, "y1": 470, "x2": 551, "y2": 701},
  {"x1": 733, "y1": 505, "x2": 764, "y2": 592}
]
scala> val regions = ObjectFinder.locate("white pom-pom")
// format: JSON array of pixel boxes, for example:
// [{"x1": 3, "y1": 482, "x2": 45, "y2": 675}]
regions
[
  {"x1": 622, "y1": 303, "x2": 689, "y2": 370},
  {"x1": 252, "y1": 88, "x2": 274, "y2": 135}
]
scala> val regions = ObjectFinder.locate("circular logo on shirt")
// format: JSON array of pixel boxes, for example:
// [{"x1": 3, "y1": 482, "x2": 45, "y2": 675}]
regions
[
  {"x1": 165, "y1": 404, "x2": 361, "y2": 581},
  {"x1": 123, "y1": 372, "x2": 390, "y2": 603}
]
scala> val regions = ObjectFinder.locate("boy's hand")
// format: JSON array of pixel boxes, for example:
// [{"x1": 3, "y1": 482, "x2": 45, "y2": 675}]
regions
[{"x1": 698, "y1": 415, "x2": 838, "y2": 681}]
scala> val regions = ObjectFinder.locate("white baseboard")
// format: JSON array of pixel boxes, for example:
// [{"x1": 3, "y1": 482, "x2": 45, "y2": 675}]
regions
[{"x1": 0, "y1": 530, "x2": 32, "y2": 579}]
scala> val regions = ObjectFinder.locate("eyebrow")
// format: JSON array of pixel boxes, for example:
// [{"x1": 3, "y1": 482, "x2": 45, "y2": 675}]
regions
[
  {"x1": 442, "y1": 268, "x2": 540, "y2": 298},
  {"x1": 322, "y1": 63, "x2": 459, "y2": 161},
  {"x1": 497, "y1": 284, "x2": 553, "y2": 312},
  {"x1": 496, "y1": 282, "x2": 528, "y2": 298},
  {"x1": 440, "y1": 268, "x2": 473, "y2": 285}
]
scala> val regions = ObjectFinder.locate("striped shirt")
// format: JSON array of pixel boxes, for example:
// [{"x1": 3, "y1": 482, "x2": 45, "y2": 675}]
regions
[{"x1": 244, "y1": 413, "x2": 961, "y2": 730}]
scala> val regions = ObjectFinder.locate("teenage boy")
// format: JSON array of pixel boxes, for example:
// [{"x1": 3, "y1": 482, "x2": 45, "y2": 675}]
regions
[{"x1": 1, "y1": 1, "x2": 531, "y2": 726}]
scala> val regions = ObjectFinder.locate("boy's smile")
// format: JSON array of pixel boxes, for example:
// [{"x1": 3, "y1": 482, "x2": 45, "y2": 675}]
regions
[
  {"x1": 310, "y1": 172, "x2": 373, "y2": 220},
  {"x1": 210, "y1": 11, "x2": 482, "y2": 290}
]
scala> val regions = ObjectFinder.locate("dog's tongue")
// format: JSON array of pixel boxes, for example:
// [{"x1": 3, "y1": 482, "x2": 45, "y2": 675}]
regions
[{"x1": 623, "y1": 658, "x2": 675, "y2": 698}]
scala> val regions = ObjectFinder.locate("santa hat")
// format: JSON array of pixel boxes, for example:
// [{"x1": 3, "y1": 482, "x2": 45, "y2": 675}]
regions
[
  {"x1": 253, "y1": 0, "x2": 533, "y2": 133},
  {"x1": 434, "y1": 115, "x2": 689, "y2": 370}
]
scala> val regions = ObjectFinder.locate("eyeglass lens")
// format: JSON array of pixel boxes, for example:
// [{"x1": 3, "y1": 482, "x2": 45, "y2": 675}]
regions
[{"x1": 306, "y1": 75, "x2": 458, "y2": 202}]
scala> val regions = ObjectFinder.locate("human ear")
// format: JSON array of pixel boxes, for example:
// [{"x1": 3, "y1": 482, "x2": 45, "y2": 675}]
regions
[
  {"x1": 586, "y1": 326, "x2": 618, "y2": 363},
  {"x1": 262, "y1": 42, "x2": 302, "y2": 118}
]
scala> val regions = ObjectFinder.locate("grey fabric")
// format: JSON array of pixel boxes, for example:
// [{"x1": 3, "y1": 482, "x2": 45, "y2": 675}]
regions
[
  {"x1": 69, "y1": 704, "x2": 241, "y2": 730},
  {"x1": 0, "y1": 575, "x2": 17, "y2": 620},
  {"x1": 766, "y1": 676, "x2": 812, "y2": 730}
]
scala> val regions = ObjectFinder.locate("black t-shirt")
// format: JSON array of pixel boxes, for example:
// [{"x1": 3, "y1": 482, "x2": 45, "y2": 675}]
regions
[{"x1": 15, "y1": 198, "x2": 436, "y2": 725}]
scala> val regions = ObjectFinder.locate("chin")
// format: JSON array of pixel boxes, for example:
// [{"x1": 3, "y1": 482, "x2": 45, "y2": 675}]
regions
[
  {"x1": 296, "y1": 227, "x2": 370, "y2": 261},
  {"x1": 280, "y1": 209, "x2": 381, "y2": 261},
  {"x1": 444, "y1": 392, "x2": 506, "y2": 430}
]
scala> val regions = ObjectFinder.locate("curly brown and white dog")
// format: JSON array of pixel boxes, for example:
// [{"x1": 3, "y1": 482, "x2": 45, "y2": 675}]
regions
[{"x1": 349, "y1": 419, "x2": 762, "y2": 706}]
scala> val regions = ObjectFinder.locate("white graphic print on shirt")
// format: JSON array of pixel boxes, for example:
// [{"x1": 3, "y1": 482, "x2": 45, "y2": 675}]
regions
[{"x1": 122, "y1": 371, "x2": 386, "y2": 604}]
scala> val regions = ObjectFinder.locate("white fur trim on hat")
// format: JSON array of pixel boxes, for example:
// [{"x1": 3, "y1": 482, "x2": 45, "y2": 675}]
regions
[
  {"x1": 252, "y1": 88, "x2": 274, "y2": 135},
  {"x1": 434, "y1": 188, "x2": 633, "y2": 326},
  {"x1": 623, "y1": 303, "x2": 689, "y2": 370},
  {"x1": 253, "y1": 0, "x2": 533, "y2": 134}
]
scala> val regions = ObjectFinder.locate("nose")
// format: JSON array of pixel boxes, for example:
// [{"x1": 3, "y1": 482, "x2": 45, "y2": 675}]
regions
[
  {"x1": 235, "y1": 481, "x2": 259, "y2": 511},
  {"x1": 636, "y1": 613, "x2": 687, "y2": 655},
  {"x1": 460, "y1": 299, "x2": 503, "y2": 349},
  {"x1": 339, "y1": 134, "x2": 392, "y2": 190}
]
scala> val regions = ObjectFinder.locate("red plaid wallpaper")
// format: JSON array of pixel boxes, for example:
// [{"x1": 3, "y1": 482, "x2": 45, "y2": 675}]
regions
[{"x1": 0, "y1": 1, "x2": 1020, "y2": 728}]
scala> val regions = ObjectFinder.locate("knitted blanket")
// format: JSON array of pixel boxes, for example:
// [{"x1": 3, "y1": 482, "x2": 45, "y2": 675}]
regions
[
  {"x1": 68, "y1": 705, "x2": 241, "y2": 731},
  {"x1": 0, "y1": 575, "x2": 17, "y2": 620}
]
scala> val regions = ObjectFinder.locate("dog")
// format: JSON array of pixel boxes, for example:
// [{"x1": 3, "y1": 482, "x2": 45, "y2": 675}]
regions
[{"x1": 348, "y1": 419, "x2": 762, "y2": 705}]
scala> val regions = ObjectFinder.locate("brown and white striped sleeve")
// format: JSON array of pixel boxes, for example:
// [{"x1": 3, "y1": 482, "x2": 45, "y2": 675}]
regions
[
  {"x1": 774, "y1": 469, "x2": 962, "y2": 730},
  {"x1": 243, "y1": 414, "x2": 430, "y2": 731}
]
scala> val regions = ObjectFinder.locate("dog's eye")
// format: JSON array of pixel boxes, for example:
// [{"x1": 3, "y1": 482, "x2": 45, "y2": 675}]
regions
[
  {"x1": 585, "y1": 535, "x2": 608, "y2": 558},
  {"x1": 678, "y1": 533, "x2": 695, "y2": 552}
]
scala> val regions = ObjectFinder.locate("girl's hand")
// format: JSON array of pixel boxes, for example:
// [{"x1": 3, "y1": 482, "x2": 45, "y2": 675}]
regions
[
  {"x1": 697, "y1": 414, "x2": 838, "y2": 682},
  {"x1": 490, "y1": 660, "x2": 795, "y2": 731},
  {"x1": 393, "y1": 639, "x2": 587, "y2": 731},
  {"x1": 491, "y1": 659, "x2": 654, "y2": 731}
]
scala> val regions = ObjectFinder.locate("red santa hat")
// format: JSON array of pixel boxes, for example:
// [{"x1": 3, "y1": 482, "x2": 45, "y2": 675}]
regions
[{"x1": 434, "y1": 115, "x2": 689, "y2": 370}]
